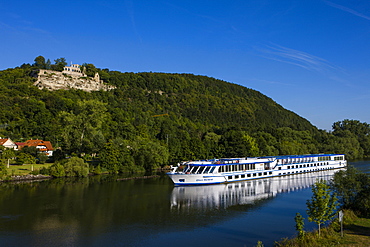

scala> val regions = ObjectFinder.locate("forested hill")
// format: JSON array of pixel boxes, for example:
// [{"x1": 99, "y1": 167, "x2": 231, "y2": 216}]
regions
[
  {"x1": 0, "y1": 58, "x2": 368, "y2": 172},
  {"x1": 106, "y1": 72, "x2": 315, "y2": 132}
]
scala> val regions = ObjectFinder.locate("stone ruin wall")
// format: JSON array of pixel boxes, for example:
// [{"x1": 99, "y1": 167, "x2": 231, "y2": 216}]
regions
[{"x1": 34, "y1": 69, "x2": 115, "y2": 92}]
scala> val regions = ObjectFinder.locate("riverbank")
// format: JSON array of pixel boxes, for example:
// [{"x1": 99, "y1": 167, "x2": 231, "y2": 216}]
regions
[
  {"x1": 275, "y1": 210, "x2": 370, "y2": 246},
  {"x1": 0, "y1": 174, "x2": 52, "y2": 183}
]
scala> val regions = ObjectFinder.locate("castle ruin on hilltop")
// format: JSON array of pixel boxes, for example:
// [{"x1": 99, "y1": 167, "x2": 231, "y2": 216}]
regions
[{"x1": 34, "y1": 62, "x2": 112, "y2": 92}]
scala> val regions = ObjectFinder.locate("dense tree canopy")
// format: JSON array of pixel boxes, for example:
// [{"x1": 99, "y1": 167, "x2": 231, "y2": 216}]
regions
[{"x1": 0, "y1": 56, "x2": 369, "y2": 172}]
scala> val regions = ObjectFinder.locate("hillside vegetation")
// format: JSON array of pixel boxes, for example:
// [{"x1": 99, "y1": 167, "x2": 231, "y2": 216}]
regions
[{"x1": 0, "y1": 57, "x2": 369, "y2": 173}]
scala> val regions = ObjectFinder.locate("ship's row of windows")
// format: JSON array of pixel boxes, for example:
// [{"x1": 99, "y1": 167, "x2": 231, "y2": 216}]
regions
[
  {"x1": 285, "y1": 162, "x2": 329, "y2": 169},
  {"x1": 318, "y1": 156, "x2": 331, "y2": 161},
  {"x1": 228, "y1": 171, "x2": 273, "y2": 180},
  {"x1": 183, "y1": 165, "x2": 216, "y2": 174},
  {"x1": 279, "y1": 166, "x2": 334, "y2": 175},
  {"x1": 278, "y1": 158, "x2": 314, "y2": 164},
  {"x1": 278, "y1": 155, "x2": 342, "y2": 164},
  {"x1": 183, "y1": 163, "x2": 260, "y2": 174},
  {"x1": 219, "y1": 164, "x2": 256, "y2": 173}
]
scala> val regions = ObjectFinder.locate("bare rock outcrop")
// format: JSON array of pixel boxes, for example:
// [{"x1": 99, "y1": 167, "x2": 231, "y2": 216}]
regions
[{"x1": 34, "y1": 69, "x2": 115, "y2": 92}]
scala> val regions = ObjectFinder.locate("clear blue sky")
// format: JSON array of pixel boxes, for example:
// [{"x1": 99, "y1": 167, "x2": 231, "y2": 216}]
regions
[{"x1": 1, "y1": 0, "x2": 369, "y2": 130}]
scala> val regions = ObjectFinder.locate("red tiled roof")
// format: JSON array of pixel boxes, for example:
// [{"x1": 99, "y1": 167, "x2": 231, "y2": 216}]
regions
[
  {"x1": 24, "y1": 139, "x2": 54, "y2": 151},
  {"x1": 0, "y1": 139, "x2": 8, "y2": 145}
]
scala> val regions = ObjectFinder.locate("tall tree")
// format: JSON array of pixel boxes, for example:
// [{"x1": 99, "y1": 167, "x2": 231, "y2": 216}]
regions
[
  {"x1": 53, "y1": 57, "x2": 67, "y2": 71},
  {"x1": 59, "y1": 100, "x2": 108, "y2": 154},
  {"x1": 294, "y1": 213, "x2": 305, "y2": 240},
  {"x1": 330, "y1": 166, "x2": 370, "y2": 216},
  {"x1": 33, "y1": 56, "x2": 46, "y2": 69},
  {"x1": 332, "y1": 119, "x2": 370, "y2": 156},
  {"x1": 306, "y1": 179, "x2": 338, "y2": 236}
]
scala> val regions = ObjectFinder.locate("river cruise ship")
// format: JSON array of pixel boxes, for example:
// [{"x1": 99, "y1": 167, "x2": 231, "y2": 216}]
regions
[{"x1": 167, "y1": 154, "x2": 346, "y2": 185}]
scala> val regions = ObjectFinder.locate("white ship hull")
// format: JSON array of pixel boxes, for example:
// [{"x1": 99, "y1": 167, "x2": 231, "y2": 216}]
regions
[{"x1": 167, "y1": 154, "x2": 347, "y2": 186}]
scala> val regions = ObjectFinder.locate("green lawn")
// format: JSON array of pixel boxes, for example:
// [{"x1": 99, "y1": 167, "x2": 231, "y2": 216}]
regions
[{"x1": 6, "y1": 163, "x2": 52, "y2": 176}]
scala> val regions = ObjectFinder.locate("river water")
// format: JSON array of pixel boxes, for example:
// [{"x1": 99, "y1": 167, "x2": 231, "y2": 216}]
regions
[{"x1": 0, "y1": 160, "x2": 369, "y2": 247}]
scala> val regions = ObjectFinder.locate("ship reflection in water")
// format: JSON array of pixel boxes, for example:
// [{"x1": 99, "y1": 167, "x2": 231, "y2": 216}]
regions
[{"x1": 170, "y1": 169, "x2": 344, "y2": 212}]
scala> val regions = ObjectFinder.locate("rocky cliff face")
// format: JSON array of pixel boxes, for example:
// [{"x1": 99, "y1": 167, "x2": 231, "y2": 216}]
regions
[{"x1": 34, "y1": 69, "x2": 115, "y2": 92}]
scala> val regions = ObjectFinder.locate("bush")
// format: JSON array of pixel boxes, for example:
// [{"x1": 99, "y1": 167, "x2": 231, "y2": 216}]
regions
[
  {"x1": 49, "y1": 157, "x2": 89, "y2": 178},
  {"x1": 0, "y1": 162, "x2": 7, "y2": 178},
  {"x1": 39, "y1": 167, "x2": 50, "y2": 175},
  {"x1": 37, "y1": 153, "x2": 48, "y2": 164},
  {"x1": 92, "y1": 165, "x2": 103, "y2": 175},
  {"x1": 16, "y1": 153, "x2": 36, "y2": 165},
  {"x1": 49, "y1": 163, "x2": 65, "y2": 177}
]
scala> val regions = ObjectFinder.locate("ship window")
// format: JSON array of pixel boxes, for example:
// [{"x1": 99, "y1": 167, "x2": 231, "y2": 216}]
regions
[
  {"x1": 278, "y1": 167, "x2": 281, "y2": 170},
  {"x1": 287, "y1": 166, "x2": 290, "y2": 169},
  {"x1": 210, "y1": 167, "x2": 216, "y2": 173},
  {"x1": 264, "y1": 172, "x2": 267, "y2": 175},
  {"x1": 179, "y1": 179, "x2": 185, "y2": 182},
  {"x1": 235, "y1": 175, "x2": 239, "y2": 179},
  {"x1": 228, "y1": 176, "x2": 232, "y2": 179},
  {"x1": 241, "y1": 174, "x2": 245, "y2": 178},
  {"x1": 247, "y1": 174, "x2": 251, "y2": 177},
  {"x1": 253, "y1": 173, "x2": 257, "y2": 177},
  {"x1": 197, "y1": 166, "x2": 205, "y2": 174},
  {"x1": 269, "y1": 172, "x2": 272, "y2": 175},
  {"x1": 203, "y1": 166, "x2": 211, "y2": 173}
]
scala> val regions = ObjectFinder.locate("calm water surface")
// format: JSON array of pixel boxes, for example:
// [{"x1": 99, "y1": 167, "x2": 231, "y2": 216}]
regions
[{"x1": 0, "y1": 160, "x2": 369, "y2": 247}]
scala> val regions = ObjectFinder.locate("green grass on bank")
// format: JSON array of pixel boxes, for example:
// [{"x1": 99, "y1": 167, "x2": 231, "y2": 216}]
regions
[
  {"x1": 5, "y1": 163, "x2": 53, "y2": 176},
  {"x1": 275, "y1": 210, "x2": 370, "y2": 247}
]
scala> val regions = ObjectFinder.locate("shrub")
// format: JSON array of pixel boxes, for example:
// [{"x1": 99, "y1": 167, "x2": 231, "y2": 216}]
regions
[
  {"x1": 0, "y1": 162, "x2": 7, "y2": 178},
  {"x1": 49, "y1": 163, "x2": 65, "y2": 177}
]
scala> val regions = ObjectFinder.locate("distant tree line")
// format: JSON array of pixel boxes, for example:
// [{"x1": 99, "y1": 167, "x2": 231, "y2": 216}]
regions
[{"x1": 0, "y1": 56, "x2": 369, "y2": 174}]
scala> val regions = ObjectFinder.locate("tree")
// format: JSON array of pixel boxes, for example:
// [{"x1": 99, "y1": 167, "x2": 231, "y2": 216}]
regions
[
  {"x1": 37, "y1": 152, "x2": 48, "y2": 164},
  {"x1": 294, "y1": 213, "x2": 305, "y2": 239},
  {"x1": 16, "y1": 153, "x2": 36, "y2": 165},
  {"x1": 330, "y1": 166, "x2": 370, "y2": 216},
  {"x1": 332, "y1": 119, "x2": 370, "y2": 157},
  {"x1": 21, "y1": 146, "x2": 38, "y2": 158},
  {"x1": 306, "y1": 179, "x2": 338, "y2": 236},
  {"x1": 62, "y1": 157, "x2": 89, "y2": 177},
  {"x1": 33, "y1": 56, "x2": 46, "y2": 69},
  {"x1": 46, "y1": 59, "x2": 51, "y2": 69},
  {"x1": 49, "y1": 163, "x2": 65, "y2": 177},
  {"x1": 81, "y1": 63, "x2": 98, "y2": 77},
  {"x1": 49, "y1": 157, "x2": 89, "y2": 177},
  {"x1": 59, "y1": 100, "x2": 108, "y2": 154},
  {"x1": 52, "y1": 57, "x2": 67, "y2": 71},
  {"x1": 99, "y1": 142, "x2": 125, "y2": 173},
  {"x1": 221, "y1": 129, "x2": 260, "y2": 157},
  {"x1": 132, "y1": 139, "x2": 169, "y2": 170},
  {"x1": 3, "y1": 148, "x2": 15, "y2": 167},
  {"x1": 0, "y1": 161, "x2": 7, "y2": 178}
]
